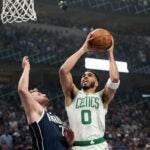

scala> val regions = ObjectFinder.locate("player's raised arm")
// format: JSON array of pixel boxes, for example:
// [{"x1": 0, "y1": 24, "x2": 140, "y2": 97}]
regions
[
  {"x1": 18, "y1": 56, "x2": 42, "y2": 123},
  {"x1": 59, "y1": 33, "x2": 93, "y2": 105},
  {"x1": 102, "y1": 37, "x2": 120, "y2": 108}
]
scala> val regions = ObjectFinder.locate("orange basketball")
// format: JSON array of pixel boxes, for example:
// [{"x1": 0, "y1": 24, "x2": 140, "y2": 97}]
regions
[{"x1": 90, "y1": 28, "x2": 112, "y2": 51}]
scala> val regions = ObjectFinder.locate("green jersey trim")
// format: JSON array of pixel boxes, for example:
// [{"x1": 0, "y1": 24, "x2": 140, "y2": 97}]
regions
[{"x1": 73, "y1": 137, "x2": 105, "y2": 146}]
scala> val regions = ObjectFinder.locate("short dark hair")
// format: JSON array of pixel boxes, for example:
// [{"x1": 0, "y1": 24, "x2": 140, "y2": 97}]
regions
[
  {"x1": 84, "y1": 70, "x2": 100, "y2": 82},
  {"x1": 30, "y1": 88, "x2": 50, "y2": 107}
]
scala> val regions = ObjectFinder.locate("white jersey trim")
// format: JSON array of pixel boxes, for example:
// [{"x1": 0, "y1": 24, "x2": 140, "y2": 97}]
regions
[{"x1": 36, "y1": 109, "x2": 45, "y2": 123}]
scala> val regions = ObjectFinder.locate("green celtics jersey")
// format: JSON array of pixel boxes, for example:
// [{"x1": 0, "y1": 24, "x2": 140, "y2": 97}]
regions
[{"x1": 66, "y1": 90, "x2": 107, "y2": 141}]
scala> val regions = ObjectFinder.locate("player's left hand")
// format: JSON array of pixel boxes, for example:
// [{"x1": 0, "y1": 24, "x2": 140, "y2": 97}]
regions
[
  {"x1": 106, "y1": 36, "x2": 114, "y2": 53},
  {"x1": 64, "y1": 127, "x2": 74, "y2": 146}
]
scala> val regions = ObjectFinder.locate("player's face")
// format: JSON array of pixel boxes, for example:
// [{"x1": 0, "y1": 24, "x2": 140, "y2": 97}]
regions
[
  {"x1": 31, "y1": 91, "x2": 49, "y2": 106},
  {"x1": 81, "y1": 71, "x2": 98, "y2": 90}
]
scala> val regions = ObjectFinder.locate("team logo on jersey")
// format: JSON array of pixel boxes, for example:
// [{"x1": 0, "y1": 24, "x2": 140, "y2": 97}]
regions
[
  {"x1": 90, "y1": 140, "x2": 95, "y2": 145},
  {"x1": 47, "y1": 113, "x2": 63, "y2": 125},
  {"x1": 76, "y1": 96, "x2": 100, "y2": 109}
]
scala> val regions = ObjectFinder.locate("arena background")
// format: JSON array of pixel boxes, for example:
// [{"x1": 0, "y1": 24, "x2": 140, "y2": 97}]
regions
[{"x1": 0, "y1": 0, "x2": 150, "y2": 149}]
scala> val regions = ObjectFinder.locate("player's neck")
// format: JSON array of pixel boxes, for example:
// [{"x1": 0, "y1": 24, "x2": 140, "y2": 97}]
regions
[
  {"x1": 82, "y1": 88, "x2": 96, "y2": 95},
  {"x1": 43, "y1": 106, "x2": 47, "y2": 111}
]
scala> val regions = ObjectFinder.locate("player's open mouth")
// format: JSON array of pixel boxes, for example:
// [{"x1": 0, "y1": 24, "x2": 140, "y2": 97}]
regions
[{"x1": 83, "y1": 80, "x2": 88, "y2": 84}]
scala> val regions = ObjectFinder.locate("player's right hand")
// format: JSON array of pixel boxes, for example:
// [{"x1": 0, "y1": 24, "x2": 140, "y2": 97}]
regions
[
  {"x1": 81, "y1": 32, "x2": 94, "y2": 52},
  {"x1": 22, "y1": 56, "x2": 30, "y2": 69}
]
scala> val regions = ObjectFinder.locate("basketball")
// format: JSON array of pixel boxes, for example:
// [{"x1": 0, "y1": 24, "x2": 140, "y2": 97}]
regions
[{"x1": 90, "y1": 28, "x2": 112, "y2": 51}]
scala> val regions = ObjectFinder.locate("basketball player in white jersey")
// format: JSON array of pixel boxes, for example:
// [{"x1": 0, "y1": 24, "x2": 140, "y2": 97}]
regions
[{"x1": 59, "y1": 32, "x2": 120, "y2": 150}]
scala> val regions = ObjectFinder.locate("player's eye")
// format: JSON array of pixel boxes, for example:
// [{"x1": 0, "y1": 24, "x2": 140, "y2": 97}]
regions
[
  {"x1": 82, "y1": 74, "x2": 85, "y2": 78},
  {"x1": 88, "y1": 73, "x2": 92, "y2": 77}
]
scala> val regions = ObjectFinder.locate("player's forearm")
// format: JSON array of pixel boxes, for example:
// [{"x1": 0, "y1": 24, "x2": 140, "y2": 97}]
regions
[
  {"x1": 108, "y1": 52, "x2": 119, "y2": 82},
  {"x1": 60, "y1": 47, "x2": 85, "y2": 73},
  {"x1": 18, "y1": 66, "x2": 30, "y2": 92}
]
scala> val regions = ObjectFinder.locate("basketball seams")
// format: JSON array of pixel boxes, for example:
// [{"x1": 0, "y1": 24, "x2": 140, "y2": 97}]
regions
[
  {"x1": 91, "y1": 36, "x2": 112, "y2": 47},
  {"x1": 90, "y1": 29, "x2": 112, "y2": 50}
]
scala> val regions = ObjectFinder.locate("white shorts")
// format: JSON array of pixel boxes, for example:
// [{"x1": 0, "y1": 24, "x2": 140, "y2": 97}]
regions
[{"x1": 71, "y1": 141, "x2": 109, "y2": 150}]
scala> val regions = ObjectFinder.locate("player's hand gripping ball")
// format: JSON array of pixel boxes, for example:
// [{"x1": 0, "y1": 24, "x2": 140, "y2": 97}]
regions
[{"x1": 89, "y1": 28, "x2": 112, "y2": 52}]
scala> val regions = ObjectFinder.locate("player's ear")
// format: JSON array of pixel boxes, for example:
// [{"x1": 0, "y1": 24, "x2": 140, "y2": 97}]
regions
[{"x1": 95, "y1": 80, "x2": 99, "y2": 87}]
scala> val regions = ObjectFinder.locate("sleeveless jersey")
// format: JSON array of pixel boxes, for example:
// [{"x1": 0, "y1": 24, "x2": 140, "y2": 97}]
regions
[
  {"x1": 29, "y1": 110, "x2": 67, "y2": 150},
  {"x1": 66, "y1": 90, "x2": 107, "y2": 141}
]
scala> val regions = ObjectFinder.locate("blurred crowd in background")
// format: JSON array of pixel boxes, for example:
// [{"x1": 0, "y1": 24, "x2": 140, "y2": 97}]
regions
[
  {"x1": 0, "y1": 25, "x2": 149, "y2": 73},
  {"x1": 0, "y1": 89, "x2": 149, "y2": 150}
]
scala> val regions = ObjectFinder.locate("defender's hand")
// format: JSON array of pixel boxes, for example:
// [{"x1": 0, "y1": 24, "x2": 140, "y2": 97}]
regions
[
  {"x1": 22, "y1": 56, "x2": 30, "y2": 69},
  {"x1": 64, "y1": 127, "x2": 74, "y2": 146}
]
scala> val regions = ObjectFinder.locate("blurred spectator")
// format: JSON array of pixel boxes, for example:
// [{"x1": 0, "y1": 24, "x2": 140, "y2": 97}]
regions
[{"x1": 0, "y1": 129, "x2": 13, "y2": 150}]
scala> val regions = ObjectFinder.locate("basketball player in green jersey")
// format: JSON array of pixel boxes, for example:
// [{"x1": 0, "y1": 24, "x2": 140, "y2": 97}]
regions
[{"x1": 59, "y1": 32, "x2": 120, "y2": 150}]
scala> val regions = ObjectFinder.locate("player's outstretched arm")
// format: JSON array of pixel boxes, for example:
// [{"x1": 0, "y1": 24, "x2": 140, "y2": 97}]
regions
[
  {"x1": 18, "y1": 56, "x2": 42, "y2": 123},
  {"x1": 59, "y1": 33, "x2": 93, "y2": 105},
  {"x1": 102, "y1": 37, "x2": 120, "y2": 108},
  {"x1": 59, "y1": 32, "x2": 93, "y2": 75},
  {"x1": 18, "y1": 56, "x2": 31, "y2": 106}
]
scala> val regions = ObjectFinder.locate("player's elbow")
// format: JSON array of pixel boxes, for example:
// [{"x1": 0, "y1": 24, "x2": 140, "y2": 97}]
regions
[
  {"x1": 18, "y1": 87, "x2": 27, "y2": 95},
  {"x1": 59, "y1": 66, "x2": 67, "y2": 77}
]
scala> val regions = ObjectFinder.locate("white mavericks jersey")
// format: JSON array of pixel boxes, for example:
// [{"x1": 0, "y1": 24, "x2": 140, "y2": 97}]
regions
[{"x1": 66, "y1": 90, "x2": 107, "y2": 141}]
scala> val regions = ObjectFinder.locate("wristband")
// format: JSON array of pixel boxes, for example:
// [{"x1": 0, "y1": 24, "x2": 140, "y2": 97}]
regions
[{"x1": 107, "y1": 78, "x2": 120, "y2": 90}]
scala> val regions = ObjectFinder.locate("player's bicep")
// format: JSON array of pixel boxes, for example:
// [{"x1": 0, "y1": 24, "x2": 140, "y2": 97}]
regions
[{"x1": 59, "y1": 72, "x2": 74, "y2": 94}]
